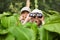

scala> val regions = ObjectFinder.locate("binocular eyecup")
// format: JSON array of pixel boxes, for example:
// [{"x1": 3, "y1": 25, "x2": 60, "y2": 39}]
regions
[{"x1": 29, "y1": 13, "x2": 43, "y2": 18}]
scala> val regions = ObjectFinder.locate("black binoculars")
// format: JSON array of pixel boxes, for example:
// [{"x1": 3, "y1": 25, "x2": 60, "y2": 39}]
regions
[{"x1": 29, "y1": 13, "x2": 43, "y2": 18}]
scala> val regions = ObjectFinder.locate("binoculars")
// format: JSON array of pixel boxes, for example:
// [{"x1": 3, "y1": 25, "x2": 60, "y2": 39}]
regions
[{"x1": 29, "y1": 13, "x2": 43, "y2": 18}]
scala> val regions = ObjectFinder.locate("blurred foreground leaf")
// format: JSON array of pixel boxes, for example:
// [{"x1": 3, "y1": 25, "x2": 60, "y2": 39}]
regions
[{"x1": 9, "y1": 27, "x2": 35, "y2": 40}]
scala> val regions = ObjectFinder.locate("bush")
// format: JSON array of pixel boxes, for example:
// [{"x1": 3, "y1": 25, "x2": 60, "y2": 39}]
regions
[{"x1": 0, "y1": 11, "x2": 60, "y2": 40}]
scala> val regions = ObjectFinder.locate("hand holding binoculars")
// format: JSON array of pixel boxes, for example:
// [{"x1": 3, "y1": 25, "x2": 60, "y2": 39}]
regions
[{"x1": 29, "y1": 13, "x2": 43, "y2": 18}]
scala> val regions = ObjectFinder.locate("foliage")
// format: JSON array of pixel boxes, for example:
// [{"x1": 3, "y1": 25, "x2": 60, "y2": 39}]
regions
[
  {"x1": 0, "y1": 0, "x2": 60, "y2": 40},
  {"x1": 0, "y1": 0, "x2": 60, "y2": 13},
  {"x1": 0, "y1": 10, "x2": 60, "y2": 40}
]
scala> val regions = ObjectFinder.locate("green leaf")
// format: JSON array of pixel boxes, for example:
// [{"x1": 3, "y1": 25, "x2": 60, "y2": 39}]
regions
[
  {"x1": 0, "y1": 29, "x2": 8, "y2": 34},
  {"x1": 3, "y1": 12, "x2": 11, "y2": 16},
  {"x1": 44, "y1": 15, "x2": 60, "y2": 34},
  {"x1": 39, "y1": 14, "x2": 60, "y2": 40},
  {"x1": 7, "y1": 16, "x2": 17, "y2": 27},
  {"x1": 9, "y1": 27, "x2": 35, "y2": 40},
  {"x1": 23, "y1": 22, "x2": 38, "y2": 40},
  {"x1": 1, "y1": 16, "x2": 17, "y2": 28},
  {"x1": 0, "y1": 14, "x2": 4, "y2": 19},
  {"x1": 45, "y1": 15, "x2": 60, "y2": 24},
  {"x1": 5, "y1": 34, "x2": 15, "y2": 40},
  {"x1": 39, "y1": 27, "x2": 54, "y2": 40},
  {"x1": 44, "y1": 23, "x2": 60, "y2": 34},
  {"x1": 0, "y1": 16, "x2": 17, "y2": 34}
]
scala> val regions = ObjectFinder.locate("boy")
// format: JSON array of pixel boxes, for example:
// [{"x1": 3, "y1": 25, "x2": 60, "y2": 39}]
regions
[{"x1": 19, "y1": 0, "x2": 31, "y2": 23}]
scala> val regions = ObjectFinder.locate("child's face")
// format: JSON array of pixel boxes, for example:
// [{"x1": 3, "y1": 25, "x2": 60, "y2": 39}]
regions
[
  {"x1": 19, "y1": 11, "x2": 29, "y2": 23},
  {"x1": 30, "y1": 16, "x2": 44, "y2": 26}
]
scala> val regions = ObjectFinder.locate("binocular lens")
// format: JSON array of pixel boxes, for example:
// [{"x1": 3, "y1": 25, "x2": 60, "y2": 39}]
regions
[
  {"x1": 29, "y1": 13, "x2": 36, "y2": 17},
  {"x1": 37, "y1": 13, "x2": 43, "y2": 18},
  {"x1": 37, "y1": 16, "x2": 42, "y2": 18},
  {"x1": 29, "y1": 13, "x2": 43, "y2": 18},
  {"x1": 29, "y1": 13, "x2": 33, "y2": 17}
]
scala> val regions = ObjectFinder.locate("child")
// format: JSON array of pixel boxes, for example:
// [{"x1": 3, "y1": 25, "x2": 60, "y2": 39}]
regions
[{"x1": 19, "y1": 0, "x2": 31, "y2": 23}]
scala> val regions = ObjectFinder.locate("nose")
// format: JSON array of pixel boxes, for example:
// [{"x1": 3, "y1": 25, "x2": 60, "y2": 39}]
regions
[
  {"x1": 34, "y1": 18, "x2": 42, "y2": 26},
  {"x1": 20, "y1": 16, "x2": 26, "y2": 20},
  {"x1": 34, "y1": 19, "x2": 39, "y2": 23}
]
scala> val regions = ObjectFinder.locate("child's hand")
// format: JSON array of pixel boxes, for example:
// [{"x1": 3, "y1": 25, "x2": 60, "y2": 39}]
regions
[{"x1": 23, "y1": 14, "x2": 31, "y2": 25}]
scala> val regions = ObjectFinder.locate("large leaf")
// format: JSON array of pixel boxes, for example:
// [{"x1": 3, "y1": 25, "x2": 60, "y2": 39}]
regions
[
  {"x1": 44, "y1": 23, "x2": 60, "y2": 34},
  {"x1": 39, "y1": 27, "x2": 53, "y2": 40},
  {"x1": 43, "y1": 15, "x2": 60, "y2": 34},
  {"x1": 0, "y1": 29, "x2": 8, "y2": 34},
  {"x1": 5, "y1": 34, "x2": 15, "y2": 40},
  {"x1": 39, "y1": 27, "x2": 59, "y2": 40},
  {"x1": 23, "y1": 22, "x2": 38, "y2": 40},
  {"x1": 9, "y1": 27, "x2": 35, "y2": 40},
  {"x1": 45, "y1": 15, "x2": 60, "y2": 24},
  {"x1": 1, "y1": 16, "x2": 17, "y2": 28},
  {"x1": 39, "y1": 14, "x2": 60, "y2": 40},
  {"x1": 0, "y1": 16, "x2": 17, "y2": 34}
]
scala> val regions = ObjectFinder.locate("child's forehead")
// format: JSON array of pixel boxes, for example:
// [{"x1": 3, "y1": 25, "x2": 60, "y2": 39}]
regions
[
  {"x1": 21, "y1": 11, "x2": 29, "y2": 13},
  {"x1": 21, "y1": 12, "x2": 28, "y2": 14},
  {"x1": 20, "y1": 13, "x2": 28, "y2": 17},
  {"x1": 21, "y1": 12, "x2": 29, "y2": 15}
]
